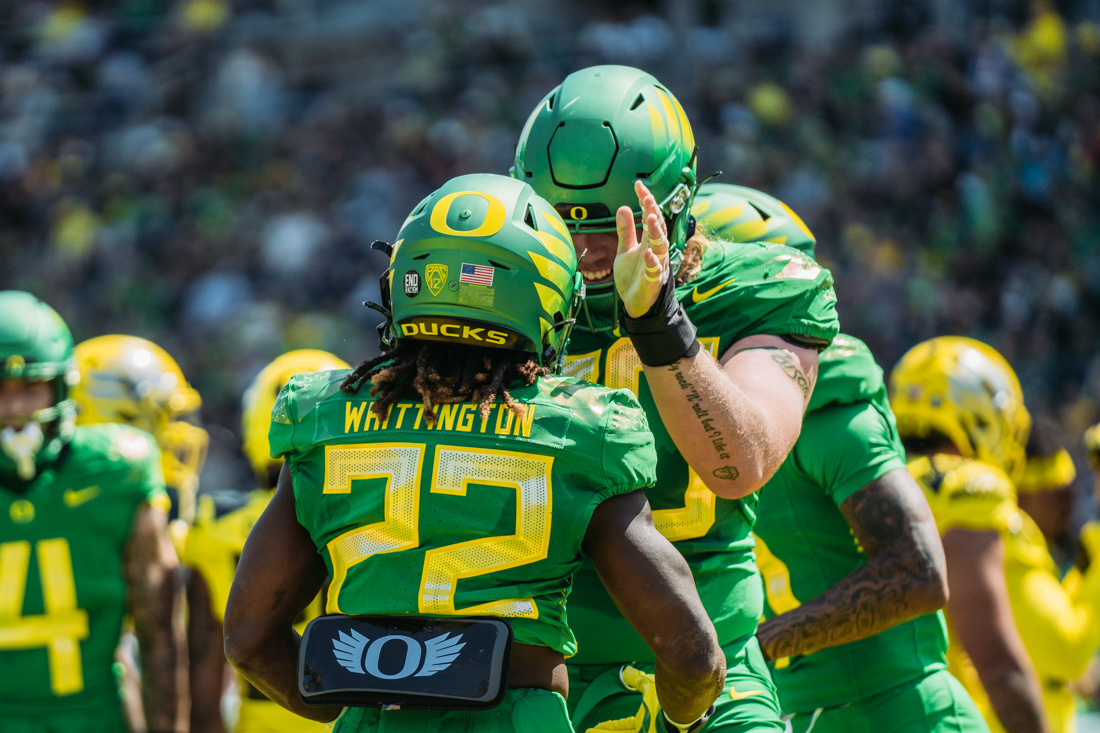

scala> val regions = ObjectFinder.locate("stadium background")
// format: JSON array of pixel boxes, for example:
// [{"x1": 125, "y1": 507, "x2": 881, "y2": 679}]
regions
[{"x1": 2, "y1": 0, "x2": 1099, "y2": 585}]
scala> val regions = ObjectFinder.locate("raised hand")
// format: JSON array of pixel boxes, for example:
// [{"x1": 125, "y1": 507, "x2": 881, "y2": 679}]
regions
[{"x1": 615, "y1": 180, "x2": 670, "y2": 318}]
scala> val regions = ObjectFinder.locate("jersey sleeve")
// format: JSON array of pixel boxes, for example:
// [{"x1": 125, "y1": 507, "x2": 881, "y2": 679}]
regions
[
  {"x1": 563, "y1": 388, "x2": 657, "y2": 553},
  {"x1": 598, "y1": 390, "x2": 658, "y2": 498},
  {"x1": 686, "y1": 242, "x2": 839, "y2": 348},
  {"x1": 269, "y1": 369, "x2": 351, "y2": 459},
  {"x1": 109, "y1": 424, "x2": 169, "y2": 509},
  {"x1": 268, "y1": 381, "x2": 298, "y2": 459},
  {"x1": 796, "y1": 401, "x2": 908, "y2": 508}
]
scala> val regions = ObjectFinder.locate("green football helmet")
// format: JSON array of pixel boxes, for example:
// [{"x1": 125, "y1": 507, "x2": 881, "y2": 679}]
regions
[
  {"x1": 692, "y1": 183, "x2": 818, "y2": 257},
  {"x1": 374, "y1": 173, "x2": 583, "y2": 372},
  {"x1": 511, "y1": 65, "x2": 698, "y2": 331},
  {"x1": 0, "y1": 291, "x2": 80, "y2": 480}
]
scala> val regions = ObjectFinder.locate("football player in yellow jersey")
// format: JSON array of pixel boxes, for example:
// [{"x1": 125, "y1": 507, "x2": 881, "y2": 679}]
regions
[
  {"x1": 891, "y1": 336, "x2": 1100, "y2": 733},
  {"x1": 184, "y1": 349, "x2": 349, "y2": 733},
  {"x1": 1016, "y1": 416, "x2": 1077, "y2": 567},
  {"x1": 72, "y1": 334, "x2": 209, "y2": 533}
]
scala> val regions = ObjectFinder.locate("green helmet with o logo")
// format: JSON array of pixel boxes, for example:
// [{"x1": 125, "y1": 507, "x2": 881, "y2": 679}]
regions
[
  {"x1": 379, "y1": 173, "x2": 583, "y2": 371},
  {"x1": 511, "y1": 65, "x2": 698, "y2": 249},
  {"x1": 0, "y1": 291, "x2": 80, "y2": 479},
  {"x1": 692, "y1": 183, "x2": 818, "y2": 258}
]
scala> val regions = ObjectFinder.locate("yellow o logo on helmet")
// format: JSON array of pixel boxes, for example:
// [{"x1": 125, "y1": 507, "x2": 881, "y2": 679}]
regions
[
  {"x1": 569, "y1": 206, "x2": 588, "y2": 221},
  {"x1": 429, "y1": 191, "x2": 506, "y2": 238}
]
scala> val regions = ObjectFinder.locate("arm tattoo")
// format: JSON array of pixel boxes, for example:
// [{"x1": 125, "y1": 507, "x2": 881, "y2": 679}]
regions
[
  {"x1": 767, "y1": 349, "x2": 809, "y2": 398},
  {"x1": 728, "y1": 345, "x2": 809, "y2": 398},
  {"x1": 666, "y1": 361, "x2": 740, "y2": 480},
  {"x1": 757, "y1": 473, "x2": 945, "y2": 660}
]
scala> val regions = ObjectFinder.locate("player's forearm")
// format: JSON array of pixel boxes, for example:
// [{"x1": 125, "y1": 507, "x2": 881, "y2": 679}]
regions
[
  {"x1": 982, "y1": 667, "x2": 1050, "y2": 733},
  {"x1": 756, "y1": 551, "x2": 945, "y2": 660},
  {"x1": 224, "y1": 624, "x2": 342, "y2": 722},
  {"x1": 642, "y1": 352, "x2": 795, "y2": 499},
  {"x1": 134, "y1": 563, "x2": 189, "y2": 732}
]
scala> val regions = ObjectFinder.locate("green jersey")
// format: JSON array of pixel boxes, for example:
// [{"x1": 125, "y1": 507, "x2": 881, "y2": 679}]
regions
[
  {"x1": 562, "y1": 241, "x2": 839, "y2": 664},
  {"x1": 0, "y1": 424, "x2": 165, "y2": 720},
  {"x1": 753, "y1": 335, "x2": 948, "y2": 713},
  {"x1": 270, "y1": 369, "x2": 657, "y2": 656}
]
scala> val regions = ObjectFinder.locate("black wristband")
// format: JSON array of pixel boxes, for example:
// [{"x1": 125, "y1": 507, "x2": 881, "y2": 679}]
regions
[{"x1": 620, "y1": 277, "x2": 700, "y2": 367}]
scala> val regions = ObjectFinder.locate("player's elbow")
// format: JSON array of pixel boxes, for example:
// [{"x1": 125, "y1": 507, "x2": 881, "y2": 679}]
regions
[
  {"x1": 654, "y1": 628, "x2": 726, "y2": 695},
  {"x1": 222, "y1": 607, "x2": 268, "y2": 674},
  {"x1": 910, "y1": 542, "x2": 950, "y2": 614},
  {"x1": 701, "y1": 454, "x2": 780, "y2": 500}
]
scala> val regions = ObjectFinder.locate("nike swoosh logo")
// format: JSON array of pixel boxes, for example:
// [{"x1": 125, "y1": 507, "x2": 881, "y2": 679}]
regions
[
  {"x1": 63, "y1": 486, "x2": 101, "y2": 508},
  {"x1": 691, "y1": 280, "x2": 735, "y2": 304},
  {"x1": 728, "y1": 686, "x2": 765, "y2": 701}
]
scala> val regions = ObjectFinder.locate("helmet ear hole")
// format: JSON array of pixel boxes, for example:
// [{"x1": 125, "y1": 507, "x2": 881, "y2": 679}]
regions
[{"x1": 524, "y1": 205, "x2": 536, "y2": 230}]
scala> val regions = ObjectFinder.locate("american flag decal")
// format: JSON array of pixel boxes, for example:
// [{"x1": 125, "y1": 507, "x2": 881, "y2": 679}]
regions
[{"x1": 459, "y1": 263, "x2": 494, "y2": 286}]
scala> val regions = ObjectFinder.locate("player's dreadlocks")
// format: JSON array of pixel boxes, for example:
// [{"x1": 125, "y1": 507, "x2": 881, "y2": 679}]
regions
[{"x1": 341, "y1": 341, "x2": 548, "y2": 427}]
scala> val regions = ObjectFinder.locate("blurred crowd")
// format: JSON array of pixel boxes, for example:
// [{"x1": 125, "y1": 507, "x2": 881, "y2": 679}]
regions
[{"x1": 2, "y1": 0, "x2": 1099, "y2": 498}]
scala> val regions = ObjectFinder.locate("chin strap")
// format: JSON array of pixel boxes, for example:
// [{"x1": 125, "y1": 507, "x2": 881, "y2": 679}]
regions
[{"x1": 2, "y1": 422, "x2": 44, "y2": 480}]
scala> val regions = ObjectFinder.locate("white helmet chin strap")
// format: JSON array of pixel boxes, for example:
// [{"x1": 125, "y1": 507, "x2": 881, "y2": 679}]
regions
[{"x1": 2, "y1": 422, "x2": 45, "y2": 480}]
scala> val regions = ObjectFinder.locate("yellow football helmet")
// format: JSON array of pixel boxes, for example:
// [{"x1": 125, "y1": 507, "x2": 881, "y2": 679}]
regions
[
  {"x1": 72, "y1": 335, "x2": 208, "y2": 520},
  {"x1": 889, "y1": 336, "x2": 1031, "y2": 482},
  {"x1": 1086, "y1": 422, "x2": 1100, "y2": 474},
  {"x1": 242, "y1": 349, "x2": 349, "y2": 485}
]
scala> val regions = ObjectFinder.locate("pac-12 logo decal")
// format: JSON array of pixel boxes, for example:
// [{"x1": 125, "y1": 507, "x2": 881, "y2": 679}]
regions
[
  {"x1": 332, "y1": 629, "x2": 466, "y2": 679},
  {"x1": 425, "y1": 265, "x2": 448, "y2": 296},
  {"x1": 403, "y1": 270, "x2": 421, "y2": 297}
]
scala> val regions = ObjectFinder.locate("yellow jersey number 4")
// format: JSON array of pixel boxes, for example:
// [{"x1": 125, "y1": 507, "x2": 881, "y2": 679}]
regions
[{"x1": 0, "y1": 538, "x2": 89, "y2": 695}]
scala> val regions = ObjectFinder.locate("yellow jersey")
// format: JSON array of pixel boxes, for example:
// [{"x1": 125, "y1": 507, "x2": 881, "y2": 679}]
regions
[
  {"x1": 911, "y1": 454, "x2": 1100, "y2": 733},
  {"x1": 184, "y1": 489, "x2": 328, "y2": 733}
]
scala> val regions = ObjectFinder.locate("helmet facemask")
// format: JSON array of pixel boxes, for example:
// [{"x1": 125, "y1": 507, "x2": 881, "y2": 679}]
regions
[{"x1": 0, "y1": 291, "x2": 79, "y2": 481}]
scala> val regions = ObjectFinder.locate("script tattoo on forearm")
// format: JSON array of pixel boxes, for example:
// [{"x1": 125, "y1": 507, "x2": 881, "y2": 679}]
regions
[
  {"x1": 757, "y1": 476, "x2": 942, "y2": 660},
  {"x1": 667, "y1": 362, "x2": 739, "y2": 480}
]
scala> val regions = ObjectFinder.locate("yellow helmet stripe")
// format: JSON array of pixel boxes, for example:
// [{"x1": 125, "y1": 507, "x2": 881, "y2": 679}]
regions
[
  {"x1": 528, "y1": 251, "x2": 569, "y2": 294},
  {"x1": 533, "y1": 228, "x2": 574, "y2": 268},
  {"x1": 534, "y1": 283, "x2": 565, "y2": 322}
]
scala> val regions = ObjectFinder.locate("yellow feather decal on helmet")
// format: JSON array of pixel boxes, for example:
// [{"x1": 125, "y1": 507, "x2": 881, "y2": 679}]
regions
[
  {"x1": 655, "y1": 88, "x2": 694, "y2": 155},
  {"x1": 534, "y1": 283, "x2": 565, "y2": 323},
  {"x1": 537, "y1": 209, "x2": 571, "y2": 241},
  {"x1": 528, "y1": 251, "x2": 569, "y2": 294},
  {"x1": 779, "y1": 202, "x2": 816, "y2": 243},
  {"x1": 534, "y1": 227, "x2": 574, "y2": 267}
]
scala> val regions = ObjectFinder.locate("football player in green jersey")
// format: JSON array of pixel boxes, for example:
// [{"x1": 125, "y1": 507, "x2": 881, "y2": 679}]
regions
[
  {"x1": 512, "y1": 66, "x2": 838, "y2": 732},
  {"x1": 223, "y1": 173, "x2": 725, "y2": 733},
  {"x1": 184, "y1": 348, "x2": 349, "y2": 733},
  {"x1": 696, "y1": 183, "x2": 986, "y2": 733},
  {"x1": 0, "y1": 290, "x2": 188, "y2": 733}
]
